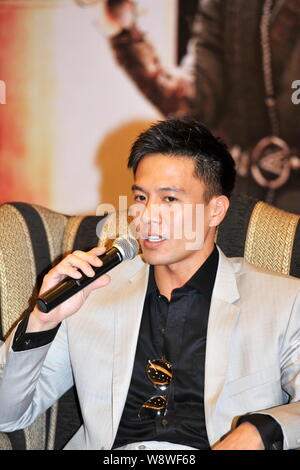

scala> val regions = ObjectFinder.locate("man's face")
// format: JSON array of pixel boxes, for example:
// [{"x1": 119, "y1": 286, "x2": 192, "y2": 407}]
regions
[{"x1": 130, "y1": 153, "x2": 213, "y2": 269}]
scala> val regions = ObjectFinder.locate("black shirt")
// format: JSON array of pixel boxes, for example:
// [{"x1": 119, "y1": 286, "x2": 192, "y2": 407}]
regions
[
  {"x1": 112, "y1": 245, "x2": 219, "y2": 449},
  {"x1": 12, "y1": 245, "x2": 283, "y2": 449}
]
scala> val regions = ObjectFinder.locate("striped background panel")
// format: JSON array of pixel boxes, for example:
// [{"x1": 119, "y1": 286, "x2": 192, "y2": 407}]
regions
[
  {"x1": 217, "y1": 194, "x2": 300, "y2": 279},
  {"x1": 244, "y1": 202, "x2": 299, "y2": 277},
  {"x1": 290, "y1": 221, "x2": 300, "y2": 279},
  {"x1": 0, "y1": 202, "x2": 67, "y2": 449},
  {"x1": 0, "y1": 204, "x2": 108, "y2": 450},
  {"x1": 217, "y1": 194, "x2": 258, "y2": 258}
]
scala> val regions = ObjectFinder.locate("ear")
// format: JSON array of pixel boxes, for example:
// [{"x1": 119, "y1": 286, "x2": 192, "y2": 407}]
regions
[{"x1": 208, "y1": 195, "x2": 230, "y2": 228}]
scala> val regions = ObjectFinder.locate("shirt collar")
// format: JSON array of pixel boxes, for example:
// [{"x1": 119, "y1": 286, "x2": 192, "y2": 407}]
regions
[{"x1": 146, "y1": 244, "x2": 219, "y2": 299}]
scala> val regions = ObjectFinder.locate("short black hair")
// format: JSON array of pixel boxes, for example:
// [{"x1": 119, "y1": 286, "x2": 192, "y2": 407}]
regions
[{"x1": 128, "y1": 118, "x2": 236, "y2": 202}]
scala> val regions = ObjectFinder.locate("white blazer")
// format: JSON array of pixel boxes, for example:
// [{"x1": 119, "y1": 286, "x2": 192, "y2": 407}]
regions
[{"x1": 0, "y1": 247, "x2": 300, "y2": 449}]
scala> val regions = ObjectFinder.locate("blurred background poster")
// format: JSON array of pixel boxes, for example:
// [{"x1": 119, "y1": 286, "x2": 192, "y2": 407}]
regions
[
  {"x1": 0, "y1": 0, "x2": 177, "y2": 213},
  {"x1": 0, "y1": 0, "x2": 299, "y2": 215}
]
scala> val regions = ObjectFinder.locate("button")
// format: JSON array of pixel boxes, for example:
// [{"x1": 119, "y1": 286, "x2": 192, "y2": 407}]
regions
[
  {"x1": 138, "y1": 444, "x2": 146, "y2": 449},
  {"x1": 162, "y1": 418, "x2": 168, "y2": 426},
  {"x1": 161, "y1": 328, "x2": 165, "y2": 334}
]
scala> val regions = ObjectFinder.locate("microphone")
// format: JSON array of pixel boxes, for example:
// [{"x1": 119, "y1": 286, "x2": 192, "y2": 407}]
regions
[{"x1": 36, "y1": 235, "x2": 139, "y2": 314}]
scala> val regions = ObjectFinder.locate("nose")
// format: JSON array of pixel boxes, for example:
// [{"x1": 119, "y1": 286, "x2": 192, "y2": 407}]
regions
[{"x1": 140, "y1": 198, "x2": 161, "y2": 226}]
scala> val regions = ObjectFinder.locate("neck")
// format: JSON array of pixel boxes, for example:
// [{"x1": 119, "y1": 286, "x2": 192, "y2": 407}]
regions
[{"x1": 154, "y1": 239, "x2": 215, "y2": 301}]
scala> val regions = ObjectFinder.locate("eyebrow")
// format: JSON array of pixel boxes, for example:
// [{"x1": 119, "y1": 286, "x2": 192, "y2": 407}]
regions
[{"x1": 131, "y1": 184, "x2": 186, "y2": 194}]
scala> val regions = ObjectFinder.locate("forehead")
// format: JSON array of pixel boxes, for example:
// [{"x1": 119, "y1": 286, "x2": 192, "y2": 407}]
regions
[
  {"x1": 133, "y1": 154, "x2": 205, "y2": 198},
  {"x1": 134, "y1": 153, "x2": 198, "y2": 182}
]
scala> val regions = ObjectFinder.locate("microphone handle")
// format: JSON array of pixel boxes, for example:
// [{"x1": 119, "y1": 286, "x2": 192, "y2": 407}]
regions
[{"x1": 36, "y1": 246, "x2": 122, "y2": 314}]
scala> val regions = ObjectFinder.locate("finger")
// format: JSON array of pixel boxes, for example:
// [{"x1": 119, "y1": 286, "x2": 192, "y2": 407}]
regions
[
  {"x1": 73, "y1": 250, "x2": 104, "y2": 268},
  {"x1": 51, "y1": 264, "x2": 83, "y2": 280},
  {"x1": 57, "y1": 265, "x2": 83, "y2": 278},
  {"x1": 39, "y1": 265, "x2": 81, "y2": 294},
  {"x1": 63, "y1": 254, "x2": 96, "y2": 277},
  {"x1": 89, "y1": 246, "x2": 107, "y2": 256}
]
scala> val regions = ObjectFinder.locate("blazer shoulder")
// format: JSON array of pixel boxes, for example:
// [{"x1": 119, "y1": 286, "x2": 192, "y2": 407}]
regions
[{"x1": 229, "y1": 255, "x2": 300, "y2": 290}]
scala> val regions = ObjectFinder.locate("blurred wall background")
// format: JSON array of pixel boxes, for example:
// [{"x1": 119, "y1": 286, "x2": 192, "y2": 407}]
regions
[{"x1": 0, "y1": 0, "x2": 177, "y2": 214}]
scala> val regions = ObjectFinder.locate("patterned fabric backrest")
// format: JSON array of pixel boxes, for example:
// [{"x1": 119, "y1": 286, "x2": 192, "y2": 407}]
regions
[
  {"x1": 0, "y1": 202, "x2": 68, "y2": 449},
  {"x1": 217, "y1": 194, "x2": 300, "y2": 279},
  {"x1": 0, "y1": 202, "x2": 110, "y2": 450}
]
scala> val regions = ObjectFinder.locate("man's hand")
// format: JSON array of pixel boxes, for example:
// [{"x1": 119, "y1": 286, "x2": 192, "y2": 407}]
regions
[
  {"x1": 27, "y1": 246, "x2": 111, "y2": 333},
  {"x1": 212, "y1": 422, "x2": 264, "y2": 450}
]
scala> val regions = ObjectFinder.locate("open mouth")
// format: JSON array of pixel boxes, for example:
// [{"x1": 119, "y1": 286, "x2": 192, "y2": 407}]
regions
[{"x1": 145, "y1": 235, "x2": 166, "y2": 242}]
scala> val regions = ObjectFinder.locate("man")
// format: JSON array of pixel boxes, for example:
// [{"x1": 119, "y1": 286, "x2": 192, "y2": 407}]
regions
[
  {"x1": 96, "y1": 0, "x2": 300, "y2": 213},
  {"x1": 0, "y1": 119, "x2": 300, "y2": 450}
]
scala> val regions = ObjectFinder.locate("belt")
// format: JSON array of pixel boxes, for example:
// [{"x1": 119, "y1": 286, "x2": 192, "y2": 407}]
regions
[{"x1": 231, "y1": 136, "x2": 300, "y2": 190}]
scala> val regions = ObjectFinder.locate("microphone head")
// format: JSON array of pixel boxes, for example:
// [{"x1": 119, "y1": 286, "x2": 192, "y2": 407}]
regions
[{"x1": 113, "y1": 235, "x2": 139, "y2": 260}]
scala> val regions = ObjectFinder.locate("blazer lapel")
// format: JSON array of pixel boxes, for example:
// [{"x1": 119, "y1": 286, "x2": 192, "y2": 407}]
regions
[
  {"x1": 111, "y1": 257, "x2": 149, "y2": 442},
  {"x1": 204, "y1": 248, "x2": 241, "y2": 445},
  {"x1": 109, "y1": 248, "x2": 241, "y2": 447}
]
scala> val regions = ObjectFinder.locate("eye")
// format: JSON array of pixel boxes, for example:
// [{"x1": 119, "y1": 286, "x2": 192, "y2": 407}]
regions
[
  {"x1": 164, "y1": 196, "x2": 178, "y2": 202},
  {"x1": 134, "y1": 194, "x2": 146, "y2": 202}
]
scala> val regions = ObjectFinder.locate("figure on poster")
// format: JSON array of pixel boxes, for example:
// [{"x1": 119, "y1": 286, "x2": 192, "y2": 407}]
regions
[{"x1": 83, "y1": 0, "x2": 300, "y2": 213}]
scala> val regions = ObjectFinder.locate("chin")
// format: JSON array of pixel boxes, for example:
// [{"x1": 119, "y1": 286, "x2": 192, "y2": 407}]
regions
[{"x1": 141, "y1": 250, "x2": 180, "y2": 266}]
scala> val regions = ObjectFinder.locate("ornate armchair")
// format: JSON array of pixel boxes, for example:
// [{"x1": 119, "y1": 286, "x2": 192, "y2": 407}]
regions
[{"x1": 0, "y1": 195, "x2": 299, "y2": 449}]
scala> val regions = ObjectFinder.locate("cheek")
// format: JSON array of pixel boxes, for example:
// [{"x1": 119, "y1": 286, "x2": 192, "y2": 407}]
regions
[
  {"x1": 160, "y1": 208, "x2": 184, "y2": 237},
  {"x1": 178, "y1": 204, "x2": 206, "y2": 237},
  {"x1": 160, "y1": 204, "x2": 207, "y2": 239}
]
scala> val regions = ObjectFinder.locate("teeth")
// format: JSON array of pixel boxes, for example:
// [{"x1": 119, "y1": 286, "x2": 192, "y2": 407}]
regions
[{"x1": 147, "y1": 236, "x2": 165, "y2": 242}]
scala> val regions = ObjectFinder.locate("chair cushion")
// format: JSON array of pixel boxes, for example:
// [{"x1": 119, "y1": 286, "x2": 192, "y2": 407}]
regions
[
  {"x1": 0, "y1": 203, "x2": 110, "y2": 449},
  {"x1": 217, "y1": 194, "x2": 300, "y2": 278},
  {"x1": 0, "y1": 202, "x2": 69, "y2": 449}
]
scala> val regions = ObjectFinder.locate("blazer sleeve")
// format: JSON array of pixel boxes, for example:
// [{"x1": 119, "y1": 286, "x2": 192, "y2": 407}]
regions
[
  {"x1": 0, "y1": 319, "x2": 73, "y2": 432},
  {"x1": 251, "y1": 289, "x2": 300, "y2": 450}
]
